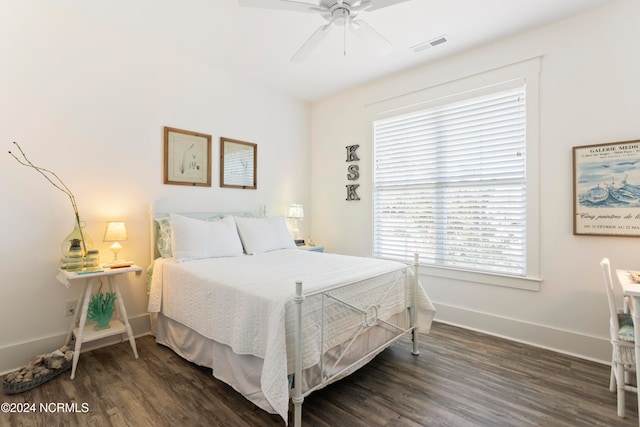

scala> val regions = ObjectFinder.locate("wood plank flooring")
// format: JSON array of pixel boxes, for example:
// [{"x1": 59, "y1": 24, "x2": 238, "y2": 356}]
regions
[{"x1": 1, "y1": 321, "x2": 636, "y2": 426}]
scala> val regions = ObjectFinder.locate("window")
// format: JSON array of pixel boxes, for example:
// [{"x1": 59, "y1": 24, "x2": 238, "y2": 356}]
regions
[{"x1": 373, "y1": 83, "x2": 529, "y2": 277}]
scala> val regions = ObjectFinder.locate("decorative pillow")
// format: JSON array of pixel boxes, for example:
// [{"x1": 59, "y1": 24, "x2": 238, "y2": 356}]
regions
[
  {"x1": 234, "y1": 215, "x2": 296, "y2": 255},
  {"x1": 618, "y1": 312, "x2": 635, "y2": 342},
  {"x1": 154, "y1": 218, "x2": 173, "y2": 258},
  {"x1": 170, "y1": 214, "x2": 244, "y2": 262},
  {"x1": 154, "y1": 215, "x2": 224, "y2": 258}
]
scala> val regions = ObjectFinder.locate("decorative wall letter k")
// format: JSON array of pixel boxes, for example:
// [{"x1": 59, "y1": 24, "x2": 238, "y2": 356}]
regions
[
  {"x1": 346, "y1": 145, "x2": 360, "y2": 162},
  {"x1": 346, "y1": 184, "x2": 360, "y2": 201}
]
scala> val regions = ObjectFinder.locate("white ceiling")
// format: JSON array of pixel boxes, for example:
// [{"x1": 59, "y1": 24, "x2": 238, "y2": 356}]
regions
[{"x1": 46, "y1": 0, "x2": 614, "y2": 101}]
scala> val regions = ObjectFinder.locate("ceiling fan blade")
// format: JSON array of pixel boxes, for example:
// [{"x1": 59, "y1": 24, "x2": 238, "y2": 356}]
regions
[
  {"x1": 291, "y1": 23, "x2": 333, "y2": 62},
  {"x1": 351, "y1": 1, "x2": 372, "y2": 12},
  {"x1": 366, "y1": 0, "x2": 411, "y2": 11},
  {"x1": 238, "y1": 0, "x2": 320, "y2": 13},
  {"x1": 349, "y1": 19, "x2": 393, "y2": 56}
]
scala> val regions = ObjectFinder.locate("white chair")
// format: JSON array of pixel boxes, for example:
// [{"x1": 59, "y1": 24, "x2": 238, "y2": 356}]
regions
[{"x1": 600, "y1": 257, "x2": 637, "y2": 418}]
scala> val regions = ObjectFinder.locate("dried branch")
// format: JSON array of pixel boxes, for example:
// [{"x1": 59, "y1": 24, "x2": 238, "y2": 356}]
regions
[{"x1": 9, "y1": 141, "x2": 88, "y2": 253}]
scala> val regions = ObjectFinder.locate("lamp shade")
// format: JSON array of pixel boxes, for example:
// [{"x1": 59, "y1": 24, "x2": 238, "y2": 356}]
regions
[
  {"x1": 287, "y1": 204, "x2": 304, "y2": 219},
  {"x1": 103, "y1": 221, "x2": 128, "y2": 242}
]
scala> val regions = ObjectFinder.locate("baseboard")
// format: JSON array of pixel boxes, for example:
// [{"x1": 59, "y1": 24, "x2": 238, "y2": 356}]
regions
[
  {"x1": 1, "y1": 308, "x2": 610, "y2": 375},
  {"x1": 0, "y1": 314, "x2": 151, "y2": 375},
  {"x1": 433, "y1": 303, "x2": 611, "y2": 365}
]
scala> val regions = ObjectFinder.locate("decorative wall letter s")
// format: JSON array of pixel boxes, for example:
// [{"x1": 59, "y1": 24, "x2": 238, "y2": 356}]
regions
[{"x1": 347, "y1": 164, "x2": 359, "y2": 180}]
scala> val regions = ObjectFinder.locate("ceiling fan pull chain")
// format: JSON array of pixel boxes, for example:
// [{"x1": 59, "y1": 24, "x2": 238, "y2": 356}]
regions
[{"x1": 343, "y1": 23, "x2": 347, "y2": 56}]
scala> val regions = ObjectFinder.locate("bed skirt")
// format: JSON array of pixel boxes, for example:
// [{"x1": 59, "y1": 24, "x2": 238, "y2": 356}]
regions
[{"x1": 151, "y1": 311, "x2": 406, "y2": 416}]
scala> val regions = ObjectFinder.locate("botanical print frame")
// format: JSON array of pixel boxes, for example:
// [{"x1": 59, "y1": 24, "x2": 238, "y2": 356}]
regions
[
  {"x1": 573, "y1": 140, "x2": 640, "y2": 236},
  {"x1": 164, "y1": 126, "x2": 212, "y2": 187},
  {"x1": 220, "y1": 137, "x2": 257, "y2": 189}
]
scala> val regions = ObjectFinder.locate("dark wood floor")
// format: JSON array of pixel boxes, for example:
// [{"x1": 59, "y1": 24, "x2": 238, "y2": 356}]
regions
[{"x1": 1, "y1": 321, "x2": 637, "y2": 426}]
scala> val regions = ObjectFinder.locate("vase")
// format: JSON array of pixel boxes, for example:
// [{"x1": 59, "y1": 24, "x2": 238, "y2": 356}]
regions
[{"x1": 61, "y1": 220, "x2": 93, "y2": 258}]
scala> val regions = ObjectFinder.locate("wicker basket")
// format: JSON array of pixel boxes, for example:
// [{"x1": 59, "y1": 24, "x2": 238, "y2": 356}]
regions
[{"x1": 3, "y1": 359, "x2": 72, "y2": 395}]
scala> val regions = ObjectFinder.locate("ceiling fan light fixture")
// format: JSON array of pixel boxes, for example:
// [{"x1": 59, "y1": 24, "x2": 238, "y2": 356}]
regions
[
  {"x1": 332, "y1": 6, "x2": 351, "y2": 26},
  {"x1": 326, "y1": 3, "x2": 361, "y2": 26}
]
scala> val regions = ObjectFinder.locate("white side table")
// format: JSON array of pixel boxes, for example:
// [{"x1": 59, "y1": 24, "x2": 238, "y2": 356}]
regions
[
  {"x1": 298, "y1": 245, "x2": 324, "y2": 253},
  {"x1": 56, "y1": 265, "x2": 142, "y2": 379}
]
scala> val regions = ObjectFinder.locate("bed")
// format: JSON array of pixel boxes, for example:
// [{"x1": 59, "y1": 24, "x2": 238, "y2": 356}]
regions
[{"x1": 147, "y1": 208, "x2": 435, "y2": 426}]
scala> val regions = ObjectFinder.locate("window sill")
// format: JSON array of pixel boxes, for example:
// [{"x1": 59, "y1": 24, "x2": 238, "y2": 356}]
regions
[{"x1": 419, "y1": 264, "x2": 541, "y2": 291}]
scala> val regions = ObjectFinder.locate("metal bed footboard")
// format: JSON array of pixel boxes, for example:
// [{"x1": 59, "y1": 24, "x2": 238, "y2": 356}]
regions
[{"x1": 292, "y1": 254, "x2": 420, "y2": 427}]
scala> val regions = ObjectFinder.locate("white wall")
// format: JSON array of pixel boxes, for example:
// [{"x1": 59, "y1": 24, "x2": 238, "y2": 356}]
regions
[
  {"x1": 310, "y1": 0, "x2": 640, "y2": 363},
  {"x1": 0, "y1": 1, "x2": 310, "y2": 372}
]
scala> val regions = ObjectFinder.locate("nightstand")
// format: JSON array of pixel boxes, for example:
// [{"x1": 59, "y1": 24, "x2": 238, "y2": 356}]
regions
[
  {"x1": 56, "y1": 265, "x2": 142, "y2": 379},
  {"x1": 298, "y1": 245, "x2": 324, "y2": 253}
]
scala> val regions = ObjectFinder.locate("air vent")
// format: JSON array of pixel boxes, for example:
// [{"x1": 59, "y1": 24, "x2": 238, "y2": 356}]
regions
[{"x1": 411, "y1": 34, "x2": 448, "y2": 53}]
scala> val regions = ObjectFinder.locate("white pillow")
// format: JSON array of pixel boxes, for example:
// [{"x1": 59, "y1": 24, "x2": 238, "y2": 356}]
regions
[
  {"x1": 234, "y1": 216, "x2": 297, "y2": 255},
  {"x1": 170, "y1": 214, "x2": 244, "y2": 262}
]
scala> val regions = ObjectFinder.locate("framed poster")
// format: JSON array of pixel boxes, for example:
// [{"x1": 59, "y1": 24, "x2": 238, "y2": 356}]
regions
[
  {"x1": 164, "y1": 127, "x2": 212, "y2": 187},
  {"x1": 573, "y1": 140, "x2": 640, "y2": 236}
]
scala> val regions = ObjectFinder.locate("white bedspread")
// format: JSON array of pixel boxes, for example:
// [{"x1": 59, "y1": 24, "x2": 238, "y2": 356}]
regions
[{"x1": 148, "y1": 249, "x2": 435, "y2": 423}]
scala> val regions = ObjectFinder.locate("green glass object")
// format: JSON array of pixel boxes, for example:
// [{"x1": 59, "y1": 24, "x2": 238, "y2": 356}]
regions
[
  {"x1": 84, "y1": 249, "x2": 101, "y2": 271},
  {"x1": 61, "y1": 220, "x2": 93, "y2": 258},
  {"x1": 65, "y1": 239, "x2": 84, "y2": 272}
]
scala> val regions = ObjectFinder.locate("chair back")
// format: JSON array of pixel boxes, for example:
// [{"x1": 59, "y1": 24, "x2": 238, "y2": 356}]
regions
[{"x1": 601, "y1": 257, "x2": 624, "y2": 341}]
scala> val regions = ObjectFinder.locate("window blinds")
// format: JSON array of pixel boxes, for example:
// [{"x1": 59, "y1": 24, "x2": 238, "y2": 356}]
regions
[{"x1": 373, "y1": 84, "x2": 527, "y2": 276}]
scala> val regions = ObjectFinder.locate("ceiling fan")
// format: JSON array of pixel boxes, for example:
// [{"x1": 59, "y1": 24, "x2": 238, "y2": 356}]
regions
[{"x1": 238, "y1": 0, "x2": 411, "y2": 61}]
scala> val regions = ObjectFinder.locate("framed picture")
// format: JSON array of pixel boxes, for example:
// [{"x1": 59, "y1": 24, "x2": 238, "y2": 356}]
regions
[
  {"x1": 164, "y1": 127, "x2": 212, "y2": 187},
  {"x1": 573, "y1": 140, "x2": 640, "y2": 236},
  {"x1": 220, "y1": 137, "x2": 257, "y2": 189}
]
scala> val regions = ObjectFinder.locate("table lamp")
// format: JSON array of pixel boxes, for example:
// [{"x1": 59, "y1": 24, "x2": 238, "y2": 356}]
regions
[
  {"x1": 103, "y1": 221, "x2": 128, "y2": 263},
  {"x1": 287, "y1": 204, "x2": 304, "y2": 245}
]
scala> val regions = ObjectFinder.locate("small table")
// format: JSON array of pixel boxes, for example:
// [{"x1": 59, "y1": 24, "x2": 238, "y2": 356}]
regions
[
  {"x1": 298, "y1": 245, "x2": 324, "y2": 253},
  {"x1": 615, "y1": 269, "x2": 640, "y2": 426},
  {"x1": 56, "y1": 265, "x2": 142, "y2": 379}
]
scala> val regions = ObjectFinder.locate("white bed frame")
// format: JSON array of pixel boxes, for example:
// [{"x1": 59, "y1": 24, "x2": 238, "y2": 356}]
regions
[
  {"x1": 148, "y1": 207, "x2": 420, "y2": 427},
  {"x1": 291, "y1": 254, "x2": 420, "y2": 426}
]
